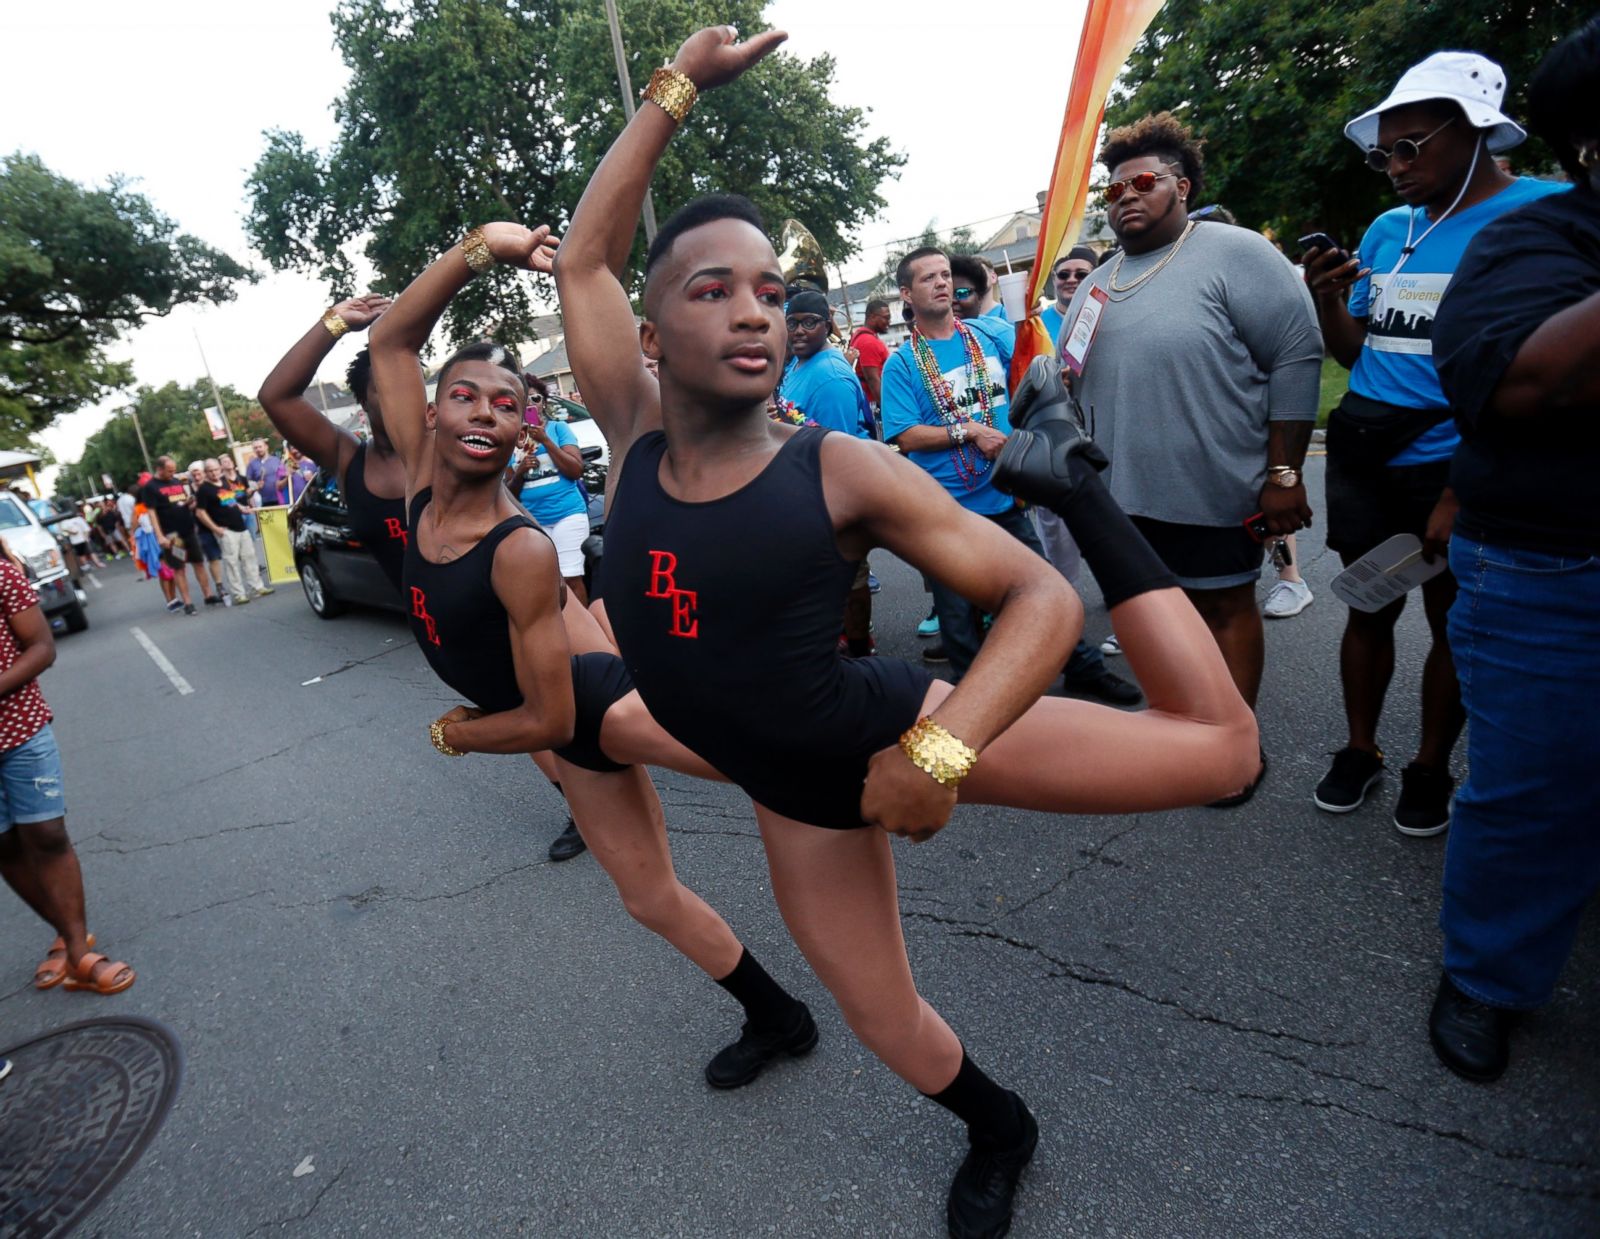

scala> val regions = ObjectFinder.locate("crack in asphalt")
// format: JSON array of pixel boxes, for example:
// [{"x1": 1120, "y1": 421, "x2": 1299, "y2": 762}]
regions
[
  {"x1": 1188, "y1": 1086, "x2": 1597, "y2": 1177},
  {"x1": 121, "y1": 888, "x2": 278, "y2": 945},
  {"x1": 664, "y1": 824, "x2": 762, "y2": 840},
  {"x1": 1251, "y1": 1046, "x2": 1421, "y2": 1106},
  {"x1": 998, "y1": 817, "x2": 1145, "y2": 918},
  {"x1": 276, "y1": 860, "x2": 550, "y2": 912},
  {"x1": 78, "y1": 818, "x2": 301, "y2": 857},
  {"x1": 245, "y1": 1164, "x2": 348, "y2": 1235},
  {"x1": 157, "y1": 719, "x2": 373, "y2": 798},
  {"x1": 309, "y1": 642, "x2": 410, "y2": 682}
]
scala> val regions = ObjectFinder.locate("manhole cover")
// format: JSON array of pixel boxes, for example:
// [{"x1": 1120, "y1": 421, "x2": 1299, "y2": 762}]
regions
[{"x1": 0, "y1": 1016, "x2": 184, "y2": 1238}]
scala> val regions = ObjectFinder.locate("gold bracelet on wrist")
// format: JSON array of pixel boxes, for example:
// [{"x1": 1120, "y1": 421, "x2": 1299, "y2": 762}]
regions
[
  {"x1": 899, "y1": 717, "x2": 978, "y2": 789},
  {"x1": 429, "y1": 719, "x2": 466, "y2": 757},
  {"x1": 321, "y1": 308, "x2": 350, "y2": 339},
  {"x1": 461, "y1": 227, "x2": 494, "y2": 276},
  {"x1": 642, "y1": 67, "x2": 698, "y2": 124}
]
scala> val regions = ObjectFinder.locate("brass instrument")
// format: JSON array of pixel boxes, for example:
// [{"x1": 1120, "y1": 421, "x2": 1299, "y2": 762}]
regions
[{"x1": 776, "y1": 219, "x2": 828, "y2": 294}]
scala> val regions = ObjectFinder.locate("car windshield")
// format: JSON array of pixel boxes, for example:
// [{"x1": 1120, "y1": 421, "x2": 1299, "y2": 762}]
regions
[
  {"x1": 552, "y1": 397, "x2": 591, "y2": 423},
  {"x1": 0, "y1": 498, "x2": 34, "y2": 531}
]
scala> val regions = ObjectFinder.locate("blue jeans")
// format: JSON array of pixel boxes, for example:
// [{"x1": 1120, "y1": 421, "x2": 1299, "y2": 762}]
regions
[
  {"x1": 1441, "y1": 534, "x2": 1600, "y2": 1009},
  {"x1": 0, "y1": 724, "x2": 67, "y2": 826},
  {"x1": 928, "y1": 505, "x2": 1105, "y2": 681}
]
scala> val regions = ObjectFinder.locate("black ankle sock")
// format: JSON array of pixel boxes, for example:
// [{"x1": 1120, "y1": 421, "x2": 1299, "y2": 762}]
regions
[
  {"x1": 715, "y1": 949, "x2": 801, "y2": 1028},
  {"x1": 1054, "y1": 468, "x2": 1177, "y2": 609},
  {"x1": 924, "y1": 1049, "x2": 1025, "y2": 1145}
]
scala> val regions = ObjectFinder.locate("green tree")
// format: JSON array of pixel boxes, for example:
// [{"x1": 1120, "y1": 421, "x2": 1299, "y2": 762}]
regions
[
  {"x1": 874, "y1": 221, "x2": 979, "y2": 296},
  {"x1": 245, "y1": 0, "x2": 903, "y2": 345},
  {"x1": 71, "y1": 381, "x2": 277, "y2": 497},
  {"x1": 1107, "y1": 0, "x2": 1583, "y2": 243},
  {"x1": 0, "y1": 153, "x2": 256, "y2": 444}
]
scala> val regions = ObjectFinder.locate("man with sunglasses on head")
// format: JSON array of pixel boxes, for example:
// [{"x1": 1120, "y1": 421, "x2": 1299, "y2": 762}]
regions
[
  {"x1": 1057, "y1": 111, "x2": 1322, "y2": 804},
  {"x1": 1303, "y1": 53, "x2": 1567, "y2": 836}
]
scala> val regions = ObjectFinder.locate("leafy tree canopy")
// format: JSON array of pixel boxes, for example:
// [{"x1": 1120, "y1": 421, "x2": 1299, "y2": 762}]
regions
[
  {"x1": 0, "y1": 153, "x2": 256, "y2": 444},
  {"x1": 874, "y1": 221, "x2": 979, "y2": 296},
  {"x1": 1108, "y1": 0, "x2": 1584, "y2": 244},
  {"x1": 245, "y1": 0, "x2": 904, "y2": 344},
  {"x1": 68, "y1": 380, "x2": 279, "y2": 499}
]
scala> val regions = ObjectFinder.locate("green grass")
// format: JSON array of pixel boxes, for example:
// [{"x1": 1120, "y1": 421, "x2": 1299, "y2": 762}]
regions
[{"x1": 1317, "y1": 354, "x2": 1348, "y2": 429}]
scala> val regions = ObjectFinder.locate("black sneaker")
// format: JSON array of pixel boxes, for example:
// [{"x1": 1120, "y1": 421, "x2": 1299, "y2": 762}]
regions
[
  {"x1": 947, "y1": 1096, "x2": 1038, "y2": 1239},
  {"x1": 1061, "y1": 666, "x2": 1142, "y2": 706},
  {"x1": 923, "y1": 641, "x2": 950, "y2": 665},
  {"x1": 1207, "y1": 749, "x2": 1267, "y2": 809},
  {"x1": 182, "y1": 602, "x2": 197, "y2": 616},
  {"x1": 1393, "y1": 763, "x2": 1454, "y2": 837},
  {"x1": 547, "y1": 818, "x2": 587, "y2": 862},
  {"x1": 1429, "y1": 972, "x2": 1514, "y2": 1083},
  {"x1": 203, "y1": 594, "x2": 222, "y2": 606},
  {"x1": 705, "y1": 1003, "x2": 818, "y2": 1089},
  {"x1": 1313, "y1": 746, "x2": 1384, "y2": 813}
]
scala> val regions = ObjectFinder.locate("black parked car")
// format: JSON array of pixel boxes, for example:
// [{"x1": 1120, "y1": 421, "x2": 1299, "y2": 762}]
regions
[{"x1": 288, "y1": 431, "x2": 608, "y2": 620}]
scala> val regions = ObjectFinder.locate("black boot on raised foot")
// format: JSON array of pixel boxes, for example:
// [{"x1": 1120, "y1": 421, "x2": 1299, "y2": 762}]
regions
[
  {"x1": 947, "y1": 1096, "x2": 1039, "y2": 1239},
  {"x1": 993, "y1": 356, "x2": 1108, "y2": 512},
  {"x1": 547, "y1": 817, "x2": 587, "y2": 863},
  {"x1": 1429, "y1": 972, "x2": 1515, "y2": 1083},
  {"x1": 704, "y1": 1002, "x2": 818, "y2": 1090}
]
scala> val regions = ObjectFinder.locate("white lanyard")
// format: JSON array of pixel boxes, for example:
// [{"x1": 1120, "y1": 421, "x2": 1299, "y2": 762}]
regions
[{"x1": 1387, "y1": 139, "x2": 1483, "y2": 281}]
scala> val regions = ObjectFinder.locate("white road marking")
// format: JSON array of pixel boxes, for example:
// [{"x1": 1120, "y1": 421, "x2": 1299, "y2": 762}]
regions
[
  {"x1": 129, "y1": 627, "x2": 194, "y2": 695},
  {"x1": 87, "y1": 574, "x2": 103, "y2": 590}
]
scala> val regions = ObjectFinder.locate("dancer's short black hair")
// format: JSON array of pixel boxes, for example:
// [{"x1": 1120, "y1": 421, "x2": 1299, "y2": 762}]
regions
[
  {"x1": 346, "y1": 347, "x2": 373, "y2": 406},
  {"x1": 1528, "y1": 14, "x2": 1600, "y2": 180},
  {"x1": 645, "y1": 193, "x2": 768, "y2": 280},
  {"x1": 896, "y1": 246, "x2": 946, "y2": 291},
  {"x1": 436, "y1": 340, "x2": 525, "y2": 396},
  {"x1": 948, "y1": 255, "x2": 990, "y2": 295},
  {"x1": 1100, "y1": 111, "x2": 1206, "y2": 205}
]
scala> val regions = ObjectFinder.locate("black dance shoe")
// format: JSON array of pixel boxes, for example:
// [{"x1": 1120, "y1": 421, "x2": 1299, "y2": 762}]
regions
[
  {"x1": 1429, "y1": 972, "x2": 1515, "y2": 1083},
  {"x1": 947, "y1": 1097, "x2": 1039, "y2": 1239},
  {"x1": 994, "y1": 356, "x2": 1108, "y2": 512},
  {"x1": 704, "y1": 1003, "x2": 818, "y2": 1090},
  {"x1": 547, "y1": 818, "x2": 587, "y2": 863}
]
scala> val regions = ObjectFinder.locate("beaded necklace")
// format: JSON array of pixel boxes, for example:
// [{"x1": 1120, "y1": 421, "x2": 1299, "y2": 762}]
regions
[{"x1": 909, "y1": 318, "x2": 996, "y2": 490}]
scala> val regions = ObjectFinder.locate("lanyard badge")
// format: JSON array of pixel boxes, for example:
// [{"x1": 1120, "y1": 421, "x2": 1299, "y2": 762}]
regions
[{"x1": 1061, "y1": 286, "x2": 1110, "y2": 377}]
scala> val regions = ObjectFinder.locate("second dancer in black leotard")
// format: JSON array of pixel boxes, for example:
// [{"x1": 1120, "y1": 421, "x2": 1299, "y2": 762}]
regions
[
  {"x1": 365, "y1": 229, "x2": 828, "y2": 1091},
  {"x1": 259, "y1": 298, "x2": 593, "y2": 863},
  {"x1": 553, "y1": 25, "x2": 1259, "y2": 1239}
]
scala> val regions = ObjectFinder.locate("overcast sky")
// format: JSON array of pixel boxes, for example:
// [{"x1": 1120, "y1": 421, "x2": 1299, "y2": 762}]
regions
[{"x1": 1, "y1": 0, "x2": 1091, "y2": 485}]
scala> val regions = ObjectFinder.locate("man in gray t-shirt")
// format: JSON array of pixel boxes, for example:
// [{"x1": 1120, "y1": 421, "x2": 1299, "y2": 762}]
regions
[{"x1": 1059, "y1": 112, "x2": 1322, "y2": 804}]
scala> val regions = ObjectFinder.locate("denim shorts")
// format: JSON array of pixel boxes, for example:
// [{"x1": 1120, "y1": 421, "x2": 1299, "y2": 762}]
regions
[{"x1": 0, "y1": 724, "x2": 67, "y2": 826}]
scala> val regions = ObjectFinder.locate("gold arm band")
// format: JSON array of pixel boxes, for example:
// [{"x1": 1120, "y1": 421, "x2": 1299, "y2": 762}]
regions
[
  {"x1": 899, "y1": 717, "x2": 978, "y2": 789},
  {"x1": 321, "y1": 308, "x2": 350, "y2": 339},
  {"x1": 643, "y1": 67, "x2": 698, "y2": 124},
  {"x1": 429, "y1": 719, "x2": 466, "y2": 757},
  {"x1": 461, "y1": 227, "x2": 494, "y2": 276}
]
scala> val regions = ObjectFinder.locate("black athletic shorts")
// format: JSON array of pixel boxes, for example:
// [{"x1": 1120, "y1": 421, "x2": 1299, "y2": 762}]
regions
[
  {"x1": 1129, "y1": 515, "x2": 1264, "y2": 591},
  {"x1": 165, "y1": 525, "x2": 205, "y2": 569},
  {"x1": 553, "y1": 652, "x2": 632, "y2": 773},
  {"x1": 1325, "y1": 456, "x2": 1451, "y2": 558},
  {"x1": 198, "y1": 528, "x2": 223, "y2": 561}
]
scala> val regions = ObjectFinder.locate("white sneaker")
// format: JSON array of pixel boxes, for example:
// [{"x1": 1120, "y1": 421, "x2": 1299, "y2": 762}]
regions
[
  {"x1": 1099, "y1": 633, "x2": 1122, "y2": 656},
  {"x1": 1263, "y1": 579, "x2": 1313, "y2": 619}
]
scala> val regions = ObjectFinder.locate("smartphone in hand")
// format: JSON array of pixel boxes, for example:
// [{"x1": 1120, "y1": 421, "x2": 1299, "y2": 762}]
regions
[{"x1": 1298, "y1": 232, "x2": 1350, "y2": 264}]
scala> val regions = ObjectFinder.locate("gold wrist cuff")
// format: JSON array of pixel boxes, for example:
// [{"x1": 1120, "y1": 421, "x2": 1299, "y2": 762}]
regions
[
  {"x1": 321, "y1": 308, "x2": 350, "y2": 339},
  {"x1": 430, "y1": 719, "x2": 466, "y2": 757},
  {"x1": 461, "y1": 227, "x2": 494, "y2": 276},
  {"x1": 643, "y1": 67, "x2": 698, "y2": 124},
  {"x1": 899, "y1": 717, "x2": 978, "y2": 789}
]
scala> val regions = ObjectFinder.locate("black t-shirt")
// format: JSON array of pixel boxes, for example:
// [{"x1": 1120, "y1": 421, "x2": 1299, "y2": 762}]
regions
[
  {"x1": 1434, "y1": 182, "x2": 1598, "y2": 552},
  {"x1": 196, "y1": 481, "x2": 246, "y2": 534},
  {"x1": 95, "y1": 508, "x2": 120, "y2": 532},
  {"x1": 139, "y1": 476, "x2": 196, "y2": 535}
]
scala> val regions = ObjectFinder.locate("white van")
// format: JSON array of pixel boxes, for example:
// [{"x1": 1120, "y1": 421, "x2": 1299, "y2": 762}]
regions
[{"x1": 0, "y1": 490, "x2": 88, "y2": 632}]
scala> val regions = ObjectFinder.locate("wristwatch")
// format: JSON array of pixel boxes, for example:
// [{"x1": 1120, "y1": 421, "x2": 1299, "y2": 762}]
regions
[{"x1": 1266, "y1": 466, "x2": 1301, "y2": 488}]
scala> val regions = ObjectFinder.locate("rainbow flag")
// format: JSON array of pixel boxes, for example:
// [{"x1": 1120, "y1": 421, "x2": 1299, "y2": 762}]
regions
[{"x1": 1011, "y1": 0, "x2": 1166, "y2": 390}]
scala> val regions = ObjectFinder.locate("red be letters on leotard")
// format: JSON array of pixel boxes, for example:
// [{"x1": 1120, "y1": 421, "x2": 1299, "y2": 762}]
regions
[
  {"x1": 645, "y1": 549, "x2": 699, "y2": 639},
  {"x1": 384, "y1": 517, "x2": 409, "y2": 547},
  {"x1": 410, "y1": 586, "x2": 441, "y2": 646}
]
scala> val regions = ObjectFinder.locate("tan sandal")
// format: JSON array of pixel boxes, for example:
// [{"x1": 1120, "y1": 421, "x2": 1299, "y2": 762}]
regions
[
  {"x1": 61, "y1": 951, "x2": 135, "y2": 996},
  {"x1": 33, "y1": 932, "x2": 94, "y2": 989}
]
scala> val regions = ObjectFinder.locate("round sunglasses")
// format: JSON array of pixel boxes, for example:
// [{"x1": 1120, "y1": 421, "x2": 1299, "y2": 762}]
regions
[{"x1": 1365, "y1": 116, "x2": 1454, "y2": 172}]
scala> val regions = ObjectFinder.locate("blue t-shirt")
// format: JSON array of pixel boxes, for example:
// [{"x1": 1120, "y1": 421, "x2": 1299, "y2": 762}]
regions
[
  {"x1": 515, "y1": 419, "x2": 588, "y2": 526},
  {"x1": 1039, "y1": 304, "x2": 1066, "y2": 348},
  {"x1": 881, "y1": 315, "x2": 1015, "y2": 514},
  {"x1": 1347, "y1": 176, "x2": 1570, "y2": 465},
  {"x1": 779, "y1": 347, "x2": 872, "y2": 438}
]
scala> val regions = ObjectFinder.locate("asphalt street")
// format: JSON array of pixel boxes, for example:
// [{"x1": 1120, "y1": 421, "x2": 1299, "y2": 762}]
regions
[{"x1": 2, "y1": 454, "x2": 1596, "y2": 1237}]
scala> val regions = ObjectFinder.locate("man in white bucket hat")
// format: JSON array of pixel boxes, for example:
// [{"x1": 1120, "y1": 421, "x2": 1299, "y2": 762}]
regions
[{"x1": 1301, "y1": 52, "x2": 1568, "y2": 839}]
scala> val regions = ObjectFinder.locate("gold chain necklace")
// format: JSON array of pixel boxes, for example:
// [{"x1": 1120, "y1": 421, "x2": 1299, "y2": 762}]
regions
[{"x1": 1106, "y1": 221, "x2": 1197, "y2": 297}]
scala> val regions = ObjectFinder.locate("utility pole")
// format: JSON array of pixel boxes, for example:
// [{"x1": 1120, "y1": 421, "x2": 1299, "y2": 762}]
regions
[
  {"x1": 194, "y1": 329, "x2": 241, "y2": 458},
  {"x1": 603, "y1": 0, "x2": 658, "y2": 244},
  {"x1": 127, "y1": 406, "x2": 153, "y2": 473}
]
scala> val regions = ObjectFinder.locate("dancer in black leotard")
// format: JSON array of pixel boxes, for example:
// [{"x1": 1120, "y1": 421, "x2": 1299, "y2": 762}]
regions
[
  {"x1": 553, "y1": 26, "x2": 1259, "y2": 1239},
  {"x1": 259, "y1": 299, "x2": 590, "y2": 863},
  {"x1": 366, "y1": 233, "x2": 820, "y2": 1090}
]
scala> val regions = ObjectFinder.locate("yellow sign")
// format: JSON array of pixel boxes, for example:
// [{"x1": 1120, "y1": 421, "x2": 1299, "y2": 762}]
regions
[{"x1": 255, "y1": 506, "x2": 298, "y2": 584}]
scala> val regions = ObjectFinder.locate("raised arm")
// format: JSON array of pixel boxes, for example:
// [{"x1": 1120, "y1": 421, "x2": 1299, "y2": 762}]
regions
[
  {"x1": 368, "y1": 224, "x2": 556, "y2": 491},
  {"x1": 430, "y1": 530, "x2": 576, "y2": 755},
  {"x1": 554, "y1": 25, "x2": 788, "y2": 454},
  {"x1": 258, "y1": 296, "x2": 391, "y2": 479}
]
